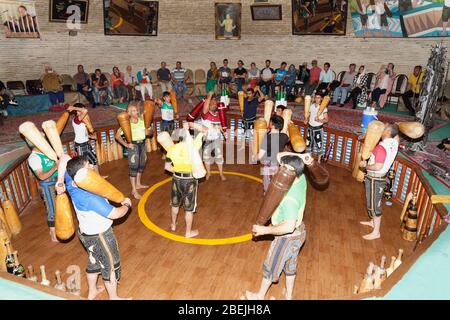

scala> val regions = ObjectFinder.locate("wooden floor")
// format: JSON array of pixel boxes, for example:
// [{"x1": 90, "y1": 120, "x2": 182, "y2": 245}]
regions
[{"x1": 11, "y1": 152, "x2": 415, "y2": 300}]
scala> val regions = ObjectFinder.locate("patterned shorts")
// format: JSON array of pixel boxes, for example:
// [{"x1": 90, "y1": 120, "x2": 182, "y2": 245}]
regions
[
  {"x1": 75, "y1": 142, "x2": 98, "y2": 166},
  {"x1": 78, "y1": 227, "x2": 121, "y2": 282},
  {"x1": 365, "y1": 175, "x2": 387, "y2": 218},
  {"x1": 306, "y1": 125, "x2": 324, "y2": 156},
  {"x1": 203, "y1": 140, "x2": 224, "y2": 165},
  {"x1": 263, "y1": 223, "x2": 306, "y2": 283},
  {"x1": 171, "y1": 176, "x2": 198, "y2": 212}
]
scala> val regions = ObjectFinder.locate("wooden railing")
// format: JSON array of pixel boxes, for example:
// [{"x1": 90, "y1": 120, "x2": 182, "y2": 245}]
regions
[
  {"x1": 0, "y1": 154, "x2": 34, "y2": 214},
  {"x1": 1, "y1": 115, "x2": 447, "y2": 251}
]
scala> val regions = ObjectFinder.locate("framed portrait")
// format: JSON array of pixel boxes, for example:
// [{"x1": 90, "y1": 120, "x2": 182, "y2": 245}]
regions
[
  {"x1": 0, "y1": 1, "x2": 40, "y2": 38},
  {"x1": 104, "y1": 0, "x2": 158, "y2": 36},
  {"x1": 215, "y1": 2, "x2": 241, "y2": 40},
  {"x1": 49, "y1": 0, "x2": 89, "y2": 24},
  {"x1": 251, "y1": 4, "x2": 282, "y2": 20},
  {"x1": 292, "y1": 0, "x2": 347, "y2": 35}
]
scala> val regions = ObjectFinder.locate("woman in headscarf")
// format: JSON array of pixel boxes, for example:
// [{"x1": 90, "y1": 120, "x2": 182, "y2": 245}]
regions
[
  {"x1": 206, "y1": 62, "x2": 219, "y2": 94},
  {"x1": 348, "y1": 65, "x2": 369, "y2": 109}
]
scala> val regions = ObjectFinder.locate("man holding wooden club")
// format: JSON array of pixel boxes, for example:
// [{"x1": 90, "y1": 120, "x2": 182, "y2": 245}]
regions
[
  {"x1": 360, "y1": 123, "x2": 399, "y2": 240},
  {"x1": 245, "y1": 152, "x2": 311, "y2": 300},
  {"x1": 56, "y1": 154, "x2": 132, "y2": 300},
  {"x1": 26, "y1": 142, "x2": 59, "y2": 242}
]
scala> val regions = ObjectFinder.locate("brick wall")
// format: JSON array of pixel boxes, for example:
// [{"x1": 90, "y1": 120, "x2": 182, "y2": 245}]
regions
[{"x1": 1, "y1": 0, "x2": 449, "y2": 82}]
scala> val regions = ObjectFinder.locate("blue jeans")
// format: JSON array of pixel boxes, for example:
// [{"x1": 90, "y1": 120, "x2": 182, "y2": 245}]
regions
[
  {"x1": 39, "y1": 179, "x2": 57, "y2": 227},
  {"x1": 174, "y1": 81, "x2": 186, "y2": 97},
  {"x1": 48, "y1": 91, "x2": 65, "y2": 105},
  {"x1": 94, "y1": 87, "x2": 112, "y2": 104},
  {"x1": 333, "y1": 86, "x2": 351, "y2": 104},
  {"x1": 235, "y1": 78, "x2": 245, "y2": 91}
]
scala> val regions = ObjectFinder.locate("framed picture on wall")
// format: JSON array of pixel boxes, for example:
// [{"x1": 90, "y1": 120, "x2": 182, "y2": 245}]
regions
[
  {"x1": 215, "y1": 2, "x2": 241, "y2": 40},
  {"x1": 104, "y1": 0, "x2": 158, "y2": 36},
  {"x1": 49, "y1": 0, "x2": 89, "y2": 24},
  {"x1": 292, "y1": 0, "x2": 347, "y2": 35},
  {"x1": 0, "y1": 1, "x2": 40, "y2": 38},
  {"x1": 251, "y1": 4, "x2": 282, "y2": 20}
]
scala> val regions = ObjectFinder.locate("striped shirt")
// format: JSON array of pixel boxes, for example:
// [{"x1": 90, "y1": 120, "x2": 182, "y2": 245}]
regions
[{"x1": 172, "y1": 68, "x2": 186, "y2": 81}]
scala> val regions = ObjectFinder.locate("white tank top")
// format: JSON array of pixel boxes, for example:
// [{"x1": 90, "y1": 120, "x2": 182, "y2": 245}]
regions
[
  {"x1": 368, "y1": 138, "x2": 398, "y2": 176},
  {"x1": 72, "y1": 119, "x2": 89, "y2": 144}
]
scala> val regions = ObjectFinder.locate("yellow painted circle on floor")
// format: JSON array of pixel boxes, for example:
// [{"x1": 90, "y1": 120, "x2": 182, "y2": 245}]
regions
[{"x1": 138, "y1": 171, "x2": 262, "y2": 245}]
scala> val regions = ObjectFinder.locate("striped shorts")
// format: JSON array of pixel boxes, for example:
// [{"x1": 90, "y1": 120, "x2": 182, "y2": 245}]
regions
[
  {"x1": 263, "y1": 223, "x2": 306, "y2": 283},
  {"x1": 75, "y1": 142, "x2": 98, "y2": 166}
]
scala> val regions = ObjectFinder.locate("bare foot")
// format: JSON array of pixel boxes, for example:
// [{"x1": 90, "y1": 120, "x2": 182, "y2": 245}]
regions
[
  {"x1": 360, "y1": 220, "x2": 374, "y2": 227},
  {"x1": 205, "y1": 173, "x2": 210, "y2": 181},
  {"x1": 362, "y1": 232, "x2": 380, "y2": 240},
  {"x1": 136, "y1": 184, "x2": 149, "y2": 189},
  {"x1": 185, "y1": 229, "x2": 199, "y2": 238},
  {"x1": 132, "y1": 191, "x2": 142, "y2": 200},
  {"x1": 220, "y1": 174, "x2": 226, "y2": 181},
  {"x1": 88, "y1": 286, "x2": 105, "y2": 300},
  {"x1": 282, "y1": 287, "x2": 291, "y2": 300},
  {"x1": 244, "y1": 290, "x2": 263, "y2": 300},
  {"x1": 170, "y1": 223, "x2": 176, "y2": 232},
  {"x1": 49, "y1": 229, "x2": 58, "y2": 243}
]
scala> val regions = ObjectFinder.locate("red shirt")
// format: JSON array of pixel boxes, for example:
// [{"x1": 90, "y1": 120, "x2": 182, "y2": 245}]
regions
[
  {"x1": 372, "y1": 145, "x2": 387, "y2": 164},
  {"x1": 309, "y1": 66, "x2": 322, "y2": 84}
]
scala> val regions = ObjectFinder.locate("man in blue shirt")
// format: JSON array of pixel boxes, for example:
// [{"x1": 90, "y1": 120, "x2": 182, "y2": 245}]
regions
[
  {"x1": 56, "y1": 155, "x2": 132, "y2": 300},
  {"x1": 273, "y1": 62, "x2": 288, "y2": 89}
]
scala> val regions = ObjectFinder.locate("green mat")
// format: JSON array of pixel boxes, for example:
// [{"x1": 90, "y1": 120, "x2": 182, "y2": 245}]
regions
[
  {"x1": 370, "y1": 222, "x2": 450, "y2": 300},
  {"x1": 379, "y1": 103, "x2": 412, "y2": 116},
  {"x1": 0, "y1": 278, "x2": 63, "y2": 300},
  {"x1": 428, "y1": 123, "x2": 450, "y2": 141}
]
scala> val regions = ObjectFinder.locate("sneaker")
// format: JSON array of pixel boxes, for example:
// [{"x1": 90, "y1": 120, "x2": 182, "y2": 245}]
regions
[{"x1": 9, "y1": 100, "x2": 18, "y2": 106}]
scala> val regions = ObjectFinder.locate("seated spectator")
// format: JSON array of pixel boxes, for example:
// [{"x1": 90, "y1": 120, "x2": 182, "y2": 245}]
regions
[
  {"x1": 316, "y1": 62, "x2": 333, "y2": 97},
  {"x1": 111, "y1": 66, "x2": 127, "y2": 103},
  {"x1": 171, "y1": 61, "x2": 187, "y2": 98},
  {"x1": 285, "y1": 64, "x2": 298, "y2": 100},
  {"x1": 124, "y1": 65, "x2": 137, "y2": 101},
  {"x1": 296, "y1": 62, "x2": 310, "y2": 96},
  {"x1": 247, "y1": 62, "x2": 260, "y2": 89},
  {"x1": 348, "y1": 65, "x2": 369, "y2": 109},
  {"x1": 402, "y1": 65, "x2": 424, "y2": 116},
  {"x1": 273, "y1": 62, "x2": 288, "y2": 93},
  {"x1": 370, "y1": 63, "x2": 396, "y2": 109},
  {"x1": 157, "y1": 61, "x2": 173, "y2": 93},
  {"x1": 0, "y1": 80, "x2": 18, "y2": 117},
  {"x1": 233, "y1": 60, "x2": 247, "y2": 92},
  {"x1": 73, "y1": 65, "x2": 94, "y2": 105},
  {"x1": 259, "y1": 60, "x2": 275, "y2": 97},
  {"x1": 137, "y1": 67, "x2": 153, "y2": 100},
  {"x1": 218, "y1": 59, "x2": 232, "y2": 90},
  {"x1": 41, "y1": 66, "x2": 65, "y2": 107},
  {"x1": 91, "y1": 68, "x2": 112, "y2": 106},
  {"x1": 206, "y1": 62, "x2": 219, "y2": 94},
  {"x1": 306, "y1": 59, "x2": 321, "y2": 95},
  {"x1": 332, "y1": 63, "x2": 356, "y2": 107}
]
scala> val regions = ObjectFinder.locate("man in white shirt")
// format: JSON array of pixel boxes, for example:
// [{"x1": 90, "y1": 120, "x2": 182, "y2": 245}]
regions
[
  {"x1": 316, "y1": 62, "x2": 333, "y2": 97},
  {"x1": 332, "y1": 64, "x2": 356, "y2": 107},
  {"x1": 124, "y1": 65, "x2": 137, "y2": 101}
]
